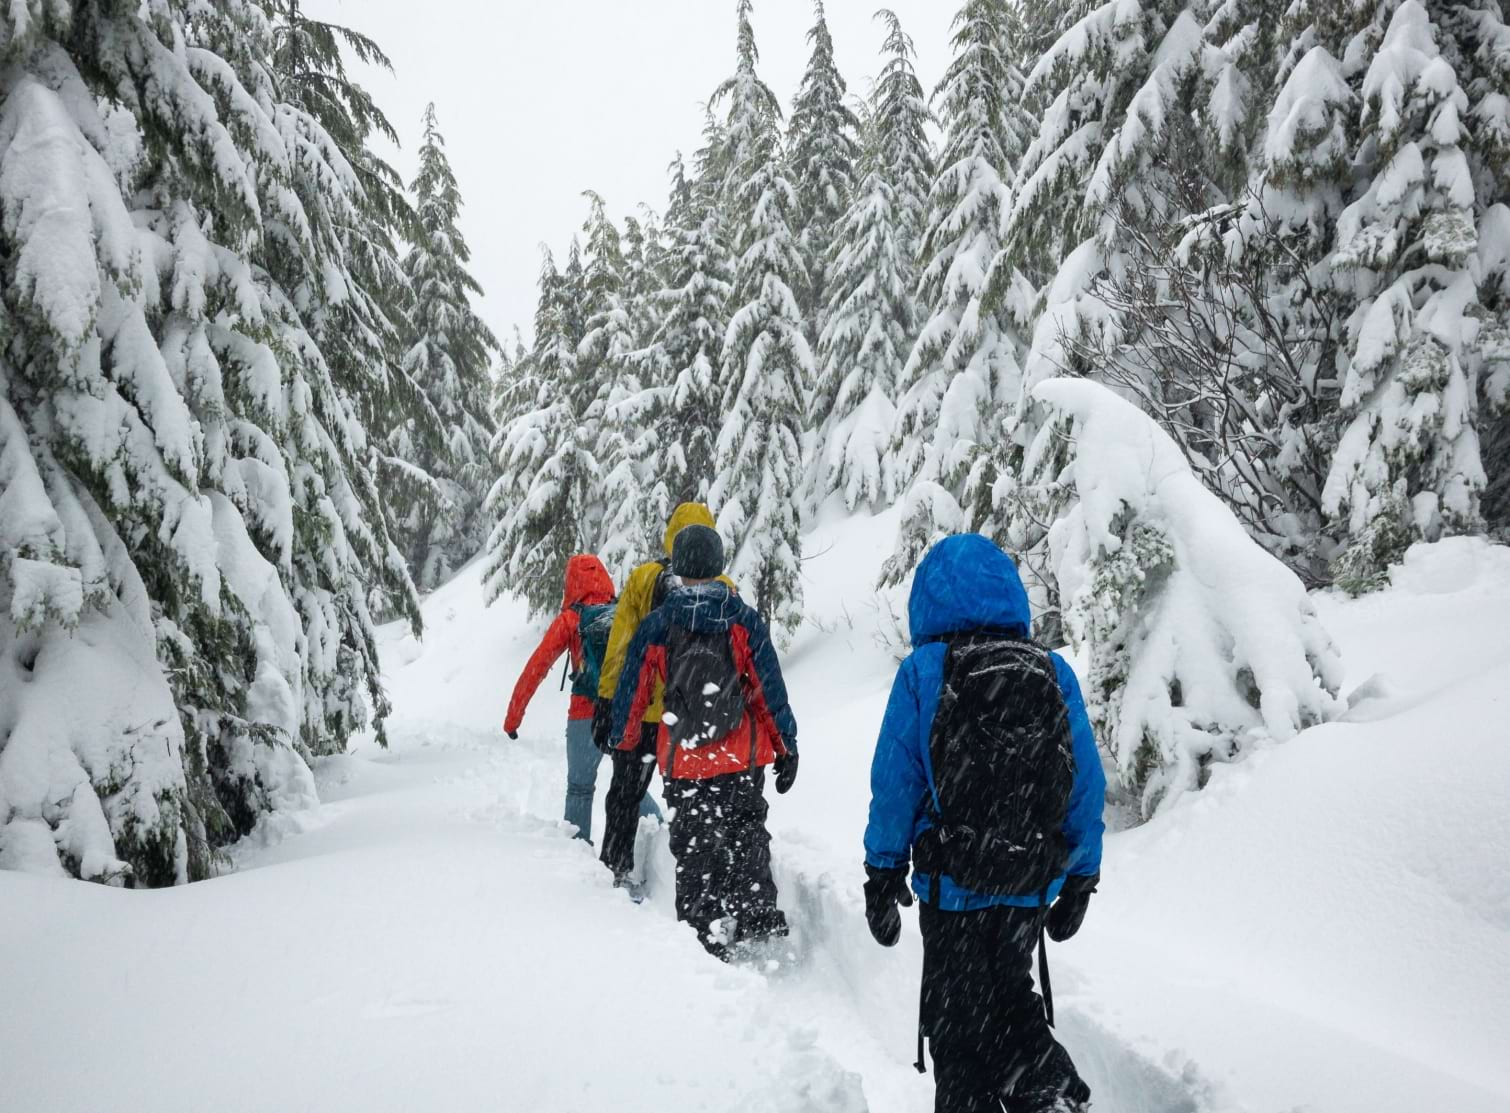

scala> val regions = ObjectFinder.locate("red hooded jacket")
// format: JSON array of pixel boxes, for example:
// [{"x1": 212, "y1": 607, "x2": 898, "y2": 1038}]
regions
[{"x1": 504, "y1": 555, "x2": 616, "y2": 733}]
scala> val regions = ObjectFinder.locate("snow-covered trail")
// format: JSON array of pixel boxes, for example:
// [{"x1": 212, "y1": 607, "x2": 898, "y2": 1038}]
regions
[
  {"x1": 3, "y1": 521, "x2": 1508, "y2": 1113},
  {"x1": 0, "y1": 709, "x2": 1213, "y2": 1113},
  {"x1": 0, "y1": 719, "x2": 866, "y2": 1113}
]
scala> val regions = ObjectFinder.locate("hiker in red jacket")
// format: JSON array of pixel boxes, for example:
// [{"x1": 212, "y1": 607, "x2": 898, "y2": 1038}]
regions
[{"x1": 503, "y1": 554, "x2": 661, "y2": 842}]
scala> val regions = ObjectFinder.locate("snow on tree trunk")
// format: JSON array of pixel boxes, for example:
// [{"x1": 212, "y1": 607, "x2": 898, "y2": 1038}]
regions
[{"x1": 1019, "y1": 379, "x2": 1346, "y2": 818}]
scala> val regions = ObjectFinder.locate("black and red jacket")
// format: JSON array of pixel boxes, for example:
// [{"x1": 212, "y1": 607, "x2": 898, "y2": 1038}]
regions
[{"x1": 610, "y1": 582, "x2": 797, "y2": 780}]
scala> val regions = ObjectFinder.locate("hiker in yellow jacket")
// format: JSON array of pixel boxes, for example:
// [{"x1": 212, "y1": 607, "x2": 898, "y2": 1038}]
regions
[{"x1": 593, "y1": 502, "x2": 734, "y2": 887}]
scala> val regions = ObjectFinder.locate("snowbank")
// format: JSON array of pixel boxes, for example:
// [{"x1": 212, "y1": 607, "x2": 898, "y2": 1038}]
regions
[{"x1": 1074, "y1": 536, "x2": 1510, "y2": 1111}]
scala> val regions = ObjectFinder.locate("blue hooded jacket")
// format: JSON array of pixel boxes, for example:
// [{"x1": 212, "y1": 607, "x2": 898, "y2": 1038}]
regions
[{"x1": 863, "y1": 534, "x2": 1106, "y2": 910}]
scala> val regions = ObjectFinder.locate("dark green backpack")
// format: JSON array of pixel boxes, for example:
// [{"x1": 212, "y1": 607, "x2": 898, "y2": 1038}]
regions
[{"x1": 571, "y1": 601, "x2": 617, "y2": 699}]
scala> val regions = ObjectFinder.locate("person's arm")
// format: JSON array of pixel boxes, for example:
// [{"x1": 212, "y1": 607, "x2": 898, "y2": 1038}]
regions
[
  {"x1": 1053, "y1": 654, "x2": 1107, "y2": 877},
  {"x1": 504, "y1": 611, "x2": 576, "y2": 734},
  {"x1": 863, "y1": 657, "x2": 928, "y2": 871},
  {"x1": 611, "y1": 615, "x2": 664, "y2": 750},
  {"x1": 741, "y1": 606, "x2": 797, "y2": 752},
  {"x1": 598, "y1": 563, "x2": 653, "y2": 702}
]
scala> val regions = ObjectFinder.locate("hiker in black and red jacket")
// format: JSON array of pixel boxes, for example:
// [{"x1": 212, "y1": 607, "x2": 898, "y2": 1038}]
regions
[{"x1": 609, "y1": 524, "x2": 799, "y2": 959}]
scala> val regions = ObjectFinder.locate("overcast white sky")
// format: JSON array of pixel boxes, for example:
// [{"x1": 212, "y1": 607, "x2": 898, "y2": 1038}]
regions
[{"x1": 305, "y1": 0, "x2": 956, "y2": 344}]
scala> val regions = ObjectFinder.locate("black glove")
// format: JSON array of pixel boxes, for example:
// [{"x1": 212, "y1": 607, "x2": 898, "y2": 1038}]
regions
[
  {"x1": 1045, "y1": 873, "x2": 1098, "y2": 942},
  {"x1": 506, "y1": 730, "x2": 519, "y2": 741},
  {"x1": 863, "y1": 864, "x2": 913, "y2": 947},
  {"x1": 591, "y1": 699, "x2": 615, "y2": 755},
  {"x1": 773, "y1": 750, "x2": 799, "y2": 794}
]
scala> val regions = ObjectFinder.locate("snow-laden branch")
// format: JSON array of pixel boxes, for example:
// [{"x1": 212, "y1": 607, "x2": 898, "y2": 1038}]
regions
[{"x1": 1020, "y1": 379, "x2": 1346, "y2": 816}]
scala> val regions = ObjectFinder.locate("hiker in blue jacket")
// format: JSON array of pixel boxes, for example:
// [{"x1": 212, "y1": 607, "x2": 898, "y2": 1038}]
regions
[{"x1": 863, "y1": 533, "x2": 1106, "y2": 1113}]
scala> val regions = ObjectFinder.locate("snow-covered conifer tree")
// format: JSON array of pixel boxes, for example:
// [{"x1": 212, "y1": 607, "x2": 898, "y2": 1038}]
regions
[
  {"x1": 1324, "y1": 0, "x2": 1492, "y2": 588},
  {"x1": 578, "y1": 192, "x2": 646, "y2": 576},
  {"x1": 0, "y1": 0, "x2": 418, "y2": 882},
  {"x1": 389, "y1": 105, "x2": 499, "y2": 591},
  {"x1": 1460, "y1": 7, "x2": 1510, "y2": 533},
  {"x1": 709, "y1": 0, "x2": 810, "y2": 631},
  {"x1": 621, "y1": 210, "x2": 665, "y2": 359},
  {"x1": 885, "y1": 0, "x2": 1024, "y2": 582},
  {"x1": 814, "y1": 10, "x2": 933, "y2": 511},
  {"x1": 484, "y1": 250, "x2": 599, "y2": 615},
  {"x1": 786, "y1": 1, "x2": 861, "y2": 348},
  {"x1": 264, "y1": 0, "x2": 444, "y2": 516},
  {"x1": 628, "y1": 156, "x2": 734, "y2": 539},
  {"x1": 490, "y1": 328, "x2": 532, "y2": 432}
]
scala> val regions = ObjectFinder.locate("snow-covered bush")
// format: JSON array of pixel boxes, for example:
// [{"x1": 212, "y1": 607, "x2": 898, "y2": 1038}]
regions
[{"x1": 1018, "y1": 380, "x2": 1346, "y2": 817}]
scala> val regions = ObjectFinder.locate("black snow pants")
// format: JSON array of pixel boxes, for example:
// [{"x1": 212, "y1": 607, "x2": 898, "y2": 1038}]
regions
[
  {"x1": 919, "y1": 902, "x2": 1090, "y2": 1113},
  {"x1": 599, "y1": 723, "x2": 659, "y2": 877},
  {"x1": 663, "y1": 767, "x2": 786, "y2": 957}
]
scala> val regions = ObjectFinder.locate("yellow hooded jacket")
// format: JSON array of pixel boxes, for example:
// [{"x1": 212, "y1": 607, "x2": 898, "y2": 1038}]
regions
[{"x1": 597, "y1": 502, "x2": 736, "y2": 723}]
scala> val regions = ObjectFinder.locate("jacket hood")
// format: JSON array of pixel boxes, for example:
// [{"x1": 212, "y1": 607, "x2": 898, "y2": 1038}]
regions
[
  {"x1": 661, "y1": 581, "x2": 739, "y2": 634},
  {"x1": 563, "y1": 554, "x2": 615, "y2": 609},
  {"x1": 908, "y1": 534, "x2": 1031, "y2": 644},
  {"x1": 663, "y1": 502, "x2": 717, "y2": 557}
]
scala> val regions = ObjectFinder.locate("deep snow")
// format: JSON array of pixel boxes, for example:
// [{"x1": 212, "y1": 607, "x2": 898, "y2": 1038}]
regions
[{"x1": 3, "y1": 515, "x2": 1507, "y2": 1113}]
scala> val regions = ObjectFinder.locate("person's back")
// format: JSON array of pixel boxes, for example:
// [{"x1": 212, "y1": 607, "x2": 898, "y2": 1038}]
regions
[
  {"x1": 594, "y1": 502, "x2": 731, "y2": 737},
  {"x1": 862, "y1": 533, "x2": 1105, "y2": 1113},
  {"x1": 611, "y1": 524, "x2": 798, "y2": 957},
  {"x1": 592, "y1": 502, "x2": 735, "y2": 887}
]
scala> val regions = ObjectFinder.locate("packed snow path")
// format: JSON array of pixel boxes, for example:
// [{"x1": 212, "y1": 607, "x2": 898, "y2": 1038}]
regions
[{"x1": 3, "y1": 517, "x2": 1508, "y2": 1112}]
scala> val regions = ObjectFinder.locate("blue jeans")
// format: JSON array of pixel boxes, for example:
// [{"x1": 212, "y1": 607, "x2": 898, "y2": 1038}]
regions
[{"x1": 564, "y1": 718, "x2": 660, "y2": 842}]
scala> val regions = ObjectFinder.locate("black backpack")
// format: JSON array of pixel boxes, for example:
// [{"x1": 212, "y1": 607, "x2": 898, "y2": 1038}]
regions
[
  {"x1": 662, "y1": 624, "x2": 747, "y2": 751},
  {"x1": 649, "y1": 560, "x2": 680, "y2": 611},
  {"x1": 913, "y1": 633, "x2": 1075, "y2": 899}
]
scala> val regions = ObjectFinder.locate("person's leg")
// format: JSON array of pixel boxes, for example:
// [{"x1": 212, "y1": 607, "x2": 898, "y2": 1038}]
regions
[
  {"x1": 936, "y1": 906, "x2": 1081, "y2": 1111},
  {"x1": 997, "y1": 910, "x2": 1090, "y2": 1112},
  {"x1": 919, "y1": 902, "x2": 1004, "y2": 1113},
  {"x1": 723, "y1": 768, "x2": 785, "y2": 940},
  {"x1": 562, "y1": 718, "x2": 601, "y2": 842},
  {"x1": 664, "y1": 776, "x2": 728, "y2": 956},
  {"x1": 1009, "y1": 1044, "x2": 1090, "y2": 1113},
  {"x1": 636, "y1": 771, "x2": 663, "y2": 823},
  {"x1": 599, "y1": 723, "x2": 659, "y2": 877}
]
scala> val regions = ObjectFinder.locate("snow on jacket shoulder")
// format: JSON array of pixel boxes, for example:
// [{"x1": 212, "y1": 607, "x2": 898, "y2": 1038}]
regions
[
  {"x1": 610, "y1": 581, "x2": 796, "y2": 780},
  {"x1": 505, "y1": 555, "x2": 615, "y2": 731},
  {"x1": 862, "y1": 534, "x2": 1106, "y2": 911}
]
